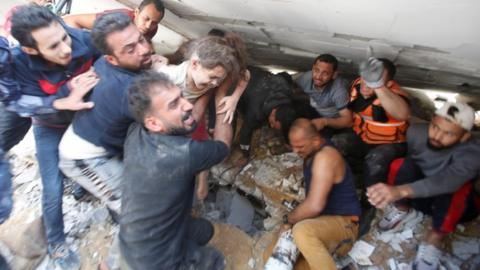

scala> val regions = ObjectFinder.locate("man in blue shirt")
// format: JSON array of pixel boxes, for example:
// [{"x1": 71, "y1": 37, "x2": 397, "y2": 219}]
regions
[
  {"x1": 59, "y1": 12, "x2": 153, "y2": 218},
  {"x1": 2, "y1": 5, "x2": 100, "y2": 270}
]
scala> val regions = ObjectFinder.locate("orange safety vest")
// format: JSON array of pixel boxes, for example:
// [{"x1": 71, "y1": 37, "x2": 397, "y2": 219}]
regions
[{"x1": 350, "y1": 78, "x2": 409, "y2": 144}]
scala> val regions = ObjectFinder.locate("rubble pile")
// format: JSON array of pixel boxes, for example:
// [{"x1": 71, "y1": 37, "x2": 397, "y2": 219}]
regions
[
  {"x1": 343, "y1": 209, "x2": 480, "y2": 270},
  {"x1": 0, "y1": 128, "x2": 478, "y2": 269},
  {"x1": 0, "y1": 131, "x2": 116, "y2": 270},
  {"x1": 211, "y1": 126, "x2": 305, "y2": 230}
]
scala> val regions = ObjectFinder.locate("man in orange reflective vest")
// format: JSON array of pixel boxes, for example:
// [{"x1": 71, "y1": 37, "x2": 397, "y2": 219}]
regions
[{"x1": 332, "y1": 58, "x2": 411, "y2": 189}]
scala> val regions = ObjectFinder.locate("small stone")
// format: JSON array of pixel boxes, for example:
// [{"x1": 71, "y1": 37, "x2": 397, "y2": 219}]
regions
[{"x1": 248, "y1": 258, "x2": 255, "y2": 268}]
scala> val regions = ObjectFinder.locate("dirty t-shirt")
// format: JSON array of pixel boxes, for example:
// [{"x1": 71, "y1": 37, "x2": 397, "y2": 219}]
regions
[
  {"x1": 295, "y1": 71, "x2": 349, "y2": 118},
  {"x1": 119, "y1": 123, "x2": 229, "y2": 269}
]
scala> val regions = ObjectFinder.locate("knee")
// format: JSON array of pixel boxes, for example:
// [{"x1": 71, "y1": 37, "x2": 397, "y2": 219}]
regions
[
  {"x1": 292, "y1": 220, "x2": 314, "y2": 248},
  {"x1": 195, "y1": 218, "x2": 214, "y2": 246}
]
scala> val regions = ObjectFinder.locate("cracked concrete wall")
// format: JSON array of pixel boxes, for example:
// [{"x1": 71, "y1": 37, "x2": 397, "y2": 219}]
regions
[{"x1": 120, "y1": 0, "x2": 480, "y2": 97}]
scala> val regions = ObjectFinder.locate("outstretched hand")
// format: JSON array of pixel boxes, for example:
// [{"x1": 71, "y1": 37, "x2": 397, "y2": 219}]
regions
[
  {"x1": 217, "y1": 95, "x2": 238, "y2": 124},
  {"x1": 54, "y1": 68, "x2": 99, "y2": 111},
  {"x1": 366, "y1": 183, "x2": 402, "y2": 209}
]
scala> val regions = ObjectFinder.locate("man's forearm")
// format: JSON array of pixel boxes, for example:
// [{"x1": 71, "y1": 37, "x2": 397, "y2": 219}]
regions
[
  {"x1": 325, "y1": 114, "x2": 353, "y2": 129},
  {"x1": 374, "y1": 86, "x2": 410, "y2": 121}
]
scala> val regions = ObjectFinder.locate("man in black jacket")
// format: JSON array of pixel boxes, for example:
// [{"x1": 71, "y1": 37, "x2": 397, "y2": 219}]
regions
[{"x1": 236, "y1": 66, "x2": 296, "y2": 160}]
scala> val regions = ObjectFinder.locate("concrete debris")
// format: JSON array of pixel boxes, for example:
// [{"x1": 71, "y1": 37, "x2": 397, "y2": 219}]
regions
[
  {"x1": 348, "y1": 240, "x2": 375, "y2": 266},
  {"x1": 226, "y1": 193, "x2": 255, "y2": 232},
  {"x1": 451, "y1": 236, "x2": 480, "y2": 260},
  {"x1": 248, "y1": 257, "x2": 255, "y2": 268},
  {"x1": 0, "y1": 123, "x2": 478, "y2": 270}
]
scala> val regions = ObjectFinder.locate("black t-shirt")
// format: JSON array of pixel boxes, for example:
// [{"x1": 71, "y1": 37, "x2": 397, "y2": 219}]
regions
[{"x1": 119, "y1": 123, "x2": 229, "y2": 269}]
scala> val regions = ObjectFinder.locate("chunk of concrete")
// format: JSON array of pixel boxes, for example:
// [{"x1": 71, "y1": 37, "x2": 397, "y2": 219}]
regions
[{"x1": 226, "y1": 193, "x2": 255, "y2": 232}]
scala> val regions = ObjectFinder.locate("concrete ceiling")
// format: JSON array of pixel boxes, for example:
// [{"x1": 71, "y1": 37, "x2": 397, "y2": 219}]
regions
[{"x1": 118, "y1": 0, "x2": 480, "y2": 98}]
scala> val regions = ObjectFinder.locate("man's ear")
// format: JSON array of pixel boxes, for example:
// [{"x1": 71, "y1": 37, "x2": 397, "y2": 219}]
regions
[
  {"x1": 460, "y1": 131, "x2": 471, "y2": 143},
  {"x1": 104, "y1": 55, "x2": 119, "y2": 66},
  {"x1": 144, "y1": 115, "x2": 166, "y2": 133},
  {"x1": 332, "y1": 70, "x2": 338, "y2": 79},
  {"x1": 386, "y1": 80, "x2": 394, "y2": 89},
  {"x1": 21, "y1": 46, "x2": 39, "y2": 56},
  {"x1": 190, "y1": 58, "x2": 199, "y2": 70},
  {"x1": 134, "y1": 7, "x2": 140, "y2": 18}
]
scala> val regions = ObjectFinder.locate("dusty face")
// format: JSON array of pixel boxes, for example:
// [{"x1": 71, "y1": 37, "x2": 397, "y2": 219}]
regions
[
  {"x1": 106, "y1": 23, "x2": 152, "y2": 70},
  {"x1": 190, "y1": 63, "x2": 227, "y2": 91},
  {"x1": 149, "y1": 85, "x2": 197, "y2": 135},
  {"x1": 311, "y1": 60, "x2": 335, "y2": 89},
  {"x1": 29, "y1": 21, "x2": 72, "y2": 66},
  {"x1": 359, "y1": 79, "x2": 375, "y2": 98},
  {"x1": 134, "y1": 3, "x2": 164, "y2": 35},
  {"x1": 289, "y1": 131, "x2": 317, "y2": 159},
  {"x1": 427, "y1": 116, "x2": 468, "y2": 150}
]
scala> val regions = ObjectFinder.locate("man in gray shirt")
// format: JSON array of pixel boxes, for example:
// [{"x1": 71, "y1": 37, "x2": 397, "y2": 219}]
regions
[
  {"x1": 295, "y1": 54, "x2": 352, "y2": 136},
  {"x1": 367, "y1": 102, "x2": 480, "y2": 270}
]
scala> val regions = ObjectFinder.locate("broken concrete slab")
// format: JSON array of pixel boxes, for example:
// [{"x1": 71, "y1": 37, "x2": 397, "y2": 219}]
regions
[{"x1": 226, "y1": 193, "x2": 255, "y2": 233}]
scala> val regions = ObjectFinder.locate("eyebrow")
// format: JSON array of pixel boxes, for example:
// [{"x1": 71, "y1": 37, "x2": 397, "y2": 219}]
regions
[
  {"x1": 49, "y1": 33, "x2": 68, "y2": 50},
  {"x1": 167, "y1": 95, "x2": 180, "y2": 109},
  {"x1": 120, "y1": 34, "x2": 145, "y2": 53}
]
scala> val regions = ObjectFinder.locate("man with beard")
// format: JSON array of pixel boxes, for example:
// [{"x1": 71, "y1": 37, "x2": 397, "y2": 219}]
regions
[
  {"x1": 295, "y1": 54, "x2": 352, "y2": 137},
  {"x1": 367, "y1": 102, "x2": 480, "y2": 270},
  {"x1": 119, "y1": 71, "x2": 232, "y2": 270},
  {"x1": 63, "y1": 0, "x2": 165, "y2": 41},
  {"x1": 58, "y1": 12, "x2": 153, "y2": 218},
  {"x1": 3, "y1": 5, "x2": 101, "y2": 269}
]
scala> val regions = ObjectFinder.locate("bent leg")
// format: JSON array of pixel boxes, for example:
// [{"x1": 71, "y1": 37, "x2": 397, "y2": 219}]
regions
[
  {"x1": 364, "y1": 143, "x2": 406, "y2": 187},
  {"x1": 33, "y1": 125, "x2": 66, "y2": 245},
  {"x1": 59, "y1": 155, "x2": 123, "y2": 214},
  {"x1": 292, "y1": 215, "x2": 358, "y2": 270}
]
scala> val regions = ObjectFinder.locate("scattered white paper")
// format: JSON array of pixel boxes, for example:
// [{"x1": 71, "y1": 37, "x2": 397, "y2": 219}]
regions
[{"x1": 348, "y1": 240, "x2": 375, "y2": 265}]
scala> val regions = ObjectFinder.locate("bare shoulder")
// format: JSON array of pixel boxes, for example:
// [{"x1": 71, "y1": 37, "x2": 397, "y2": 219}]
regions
[{"x1": 312, "y1": 145, "x2": 343, "y2": 166}]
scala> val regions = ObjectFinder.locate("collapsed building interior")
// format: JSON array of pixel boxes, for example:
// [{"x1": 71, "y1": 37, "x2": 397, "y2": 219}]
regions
[{"x1": 0, "y1": 0, "x2": 479, "y2": 269}]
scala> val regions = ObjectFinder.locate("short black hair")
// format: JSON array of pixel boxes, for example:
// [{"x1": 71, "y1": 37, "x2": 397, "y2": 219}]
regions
[
  {"x1": 10, "y1": 4, "x2": 60, "y2": 49},
  {"x1": 313, "y1": 54, "x2": 338, "y2": 71},
  {"x1": 378, "y1": 58, "x2": 397, "y2": 81},
  {"x1": 138, "y1": 0, "x2": 165, "y2": 13},
  {"x1": 207, "y1": 28, "x2": 226, "y2": 37},
  {"x1": 91, "y1": 12, "x2": 133, "y2": 55},
  {"x1": 275, "y1": 104, "x2": 297, "y2": 143},
  {"x1": 128, "y1": 71, "x2": 174, "y2": 123}
]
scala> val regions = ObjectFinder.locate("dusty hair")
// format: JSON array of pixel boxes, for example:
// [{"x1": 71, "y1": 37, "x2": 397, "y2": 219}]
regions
[
  {"x1": 187, "y1": 34, "x2": 248, "y2": 82},
  {"x1": 223, "y1": 32, "x2": 248, "y2": 80}
]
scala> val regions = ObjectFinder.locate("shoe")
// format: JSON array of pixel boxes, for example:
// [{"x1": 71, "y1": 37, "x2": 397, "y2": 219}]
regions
[
  {"x1": 413, "y1": 243, "x2": 441, "y2": 270},
  {"x1": 48, "y1": 243, "x2": 81, "y2": 270},
  {"x1": 377, "y1": 204, "x2": 409, "y2": 231}
]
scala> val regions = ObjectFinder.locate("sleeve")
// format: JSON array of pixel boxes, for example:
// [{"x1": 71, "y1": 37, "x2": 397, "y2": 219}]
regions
[
  {"x1": 294, "y1": 72, "x2": 309, "y2": 92},
  {"x1": 332, "y1": 79, "x2": 350, "y2": 110},
  {"x1": 189, "y1": 140, "x2": 229, "y2": 172},
  {"x1": 409, "y1": 146, "x2": 480, "y2": 198},
  {"x1": 0, "y1": 64, "x2": 71, "y2": 116}
]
